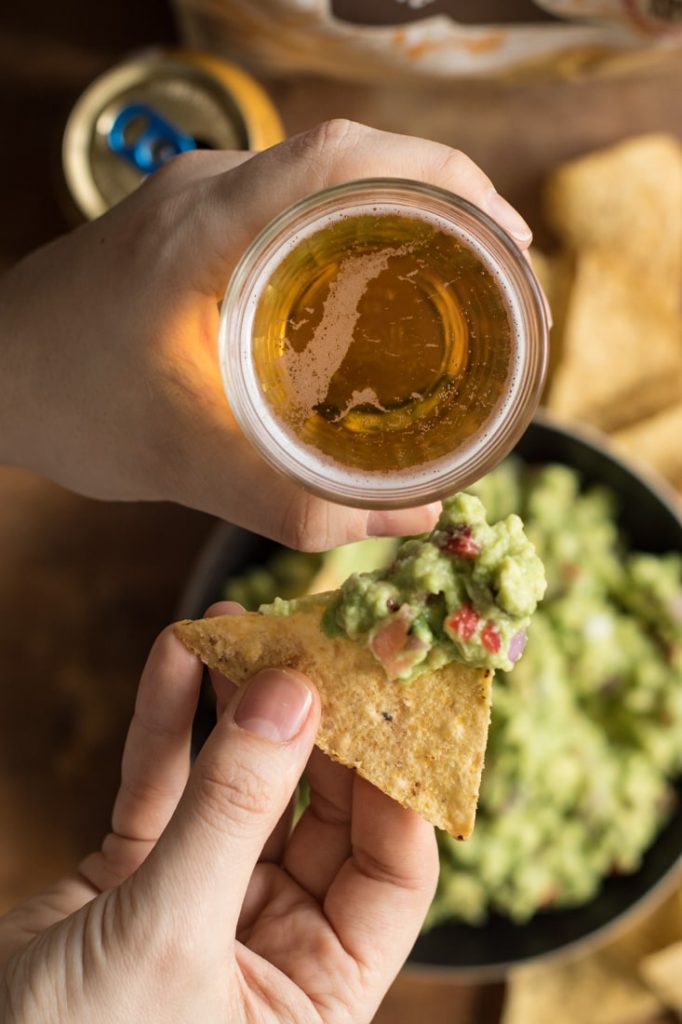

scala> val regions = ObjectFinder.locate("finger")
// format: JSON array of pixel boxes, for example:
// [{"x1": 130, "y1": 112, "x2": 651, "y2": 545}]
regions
[
  {"x1": 366, "y1": 503, "x2": 441, "y2": 541},
  {"x1": 138, "y1": 667, "x2": 320, "y2": 936},
  {"x1": 205, "y1": 599, "x2": 294, "y2": 862},
  {"x1": 173, "y1": 423, "x2": 441, "y2": 548},
  {"x1": 206, "y1": 599, "x2": 296, "y2": 864},
  {"x1": 0, "y1": 875, "x2": 100, "y2": 964},
  {"x1": 79, "y1": 626, "x2": 202, "y2": 892},
  {"x1": 282, "y1": 749, "x2": 353, "y2": 901},
  {"x1": 193, "y1": 120, "x2": 532, "y2": 292},
  {"x1": 205, "y1": 600, "x2": 245, "y2": 616},
  {"x1": 111, "y1": 627, "x2": 202, "y2": 842},
  {"x1": 259, "y1": 793, "x2": 295, "y2": 864},
  {"x1": 323, "y1": 778, "x2": 438, "y2": 1002}
]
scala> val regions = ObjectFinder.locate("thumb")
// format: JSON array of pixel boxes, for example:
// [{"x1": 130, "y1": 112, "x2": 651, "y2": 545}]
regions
[{"x1": 137, "y1": 668, "x2": 319, "y2": 936}]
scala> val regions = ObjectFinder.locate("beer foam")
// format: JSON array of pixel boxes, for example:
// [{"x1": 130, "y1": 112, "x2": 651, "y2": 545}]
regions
[
  {"x1": 283, "y1": 243, "x2": 409, "y2": 415},
  {"x1": 333, "y1": 386, "x2": 388, "y2": 422}
]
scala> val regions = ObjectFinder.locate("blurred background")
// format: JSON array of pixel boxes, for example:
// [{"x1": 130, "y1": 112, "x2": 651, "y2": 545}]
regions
[{"x1": 0, "y1": 1, "x2": 681, "y2": 1021}]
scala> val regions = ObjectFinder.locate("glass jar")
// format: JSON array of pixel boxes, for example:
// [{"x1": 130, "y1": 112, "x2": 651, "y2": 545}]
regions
[{"x1": 219, "y1": 178, "x2": 548, "y2": 509}]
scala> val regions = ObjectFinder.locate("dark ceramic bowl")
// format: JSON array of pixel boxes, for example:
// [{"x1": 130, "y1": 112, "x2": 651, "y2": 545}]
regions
[{"x1": 177, "y1": 412, "x2": 682, "y2": 978}]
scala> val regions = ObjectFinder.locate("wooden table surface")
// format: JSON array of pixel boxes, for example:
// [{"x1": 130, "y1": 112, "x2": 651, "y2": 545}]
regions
[{"x1": 1, "y1": 3, "x2": 680, "y2": 1021}]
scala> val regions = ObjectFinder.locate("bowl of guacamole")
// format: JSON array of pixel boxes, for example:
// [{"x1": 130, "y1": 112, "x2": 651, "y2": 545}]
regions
[{"x1": 178, "y1": 413, "x2": 682, "y2": 975}]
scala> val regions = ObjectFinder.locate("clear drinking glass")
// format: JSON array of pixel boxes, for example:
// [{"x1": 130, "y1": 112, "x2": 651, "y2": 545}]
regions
[{"x1": 219, "y1": 178, "x2": 548, "y2": 509}]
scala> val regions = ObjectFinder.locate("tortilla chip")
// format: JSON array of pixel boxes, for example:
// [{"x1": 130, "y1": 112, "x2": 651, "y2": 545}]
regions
[
  {"x1": 612, "y1": 404, "x2": 682, "y2": 485},
  {"x1": 530, "y1": 248, "x2": 575, "y2": 396},
  {"x1": 546, "y1": 248, "x2": 682, "y2": 429},
  {"x1": 528, "y1": 249, "x2": 553, "y2": 303},
  {"x1": 502, "y1": 952, "x2": 663, "y2": 1024},
  {"x1": 544, "y1": 134, "x2": 682, "y2": 308},
  {"x1": 608, "y1": 881, "x2": 682, "y2": 964},
  {"x1": 502, "y1": 878, "x2": 682, "y2": 1024},
  {"x1": 174, "y1": 609, "x2": 492, "y2": 838},
  {"x1": 640, "y1": 940, "x2": 682, "y2": 1015}
]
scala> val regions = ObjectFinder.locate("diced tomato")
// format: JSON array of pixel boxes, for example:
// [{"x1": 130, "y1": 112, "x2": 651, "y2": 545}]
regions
[
  {"x1": 441, "y1": 527, "x2": 480, "y2": 560},
  {"x1": 447, "y1": 605, "x2": 480, "y2": 641},
  {"x1": 370, "y1": 605, "x2": 427, "y2": 679},
  {"x1": 481, "y1": 622, "x2": 501, "y2": 654},
  {"x1": 371, "y1": 613, "x2": 410, "y2": 664}
]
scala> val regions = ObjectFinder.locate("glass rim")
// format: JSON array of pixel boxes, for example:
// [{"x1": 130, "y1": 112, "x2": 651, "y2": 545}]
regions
[{"x1": 219, "y1": 177, "x2": 549, "y2": 509}]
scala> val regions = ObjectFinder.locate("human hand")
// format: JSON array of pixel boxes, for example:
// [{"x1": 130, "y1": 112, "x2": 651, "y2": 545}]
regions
[
  {"x1": 0, "y1": 120, "x2": 533, "y2": 550},
  {"x1": 0, "y1": 603, "x2": 439, "y2": 1023}
]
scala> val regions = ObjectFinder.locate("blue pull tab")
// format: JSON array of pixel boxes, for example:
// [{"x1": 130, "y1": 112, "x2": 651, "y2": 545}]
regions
[{"x1": 108, "y1": 103, "x2": 197, "y2": 174}]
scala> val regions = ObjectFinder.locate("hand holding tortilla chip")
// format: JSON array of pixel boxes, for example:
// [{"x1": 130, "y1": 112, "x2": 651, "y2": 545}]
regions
[{"x1": 176, "y1": 494, "x2": 545, "y2": 838}]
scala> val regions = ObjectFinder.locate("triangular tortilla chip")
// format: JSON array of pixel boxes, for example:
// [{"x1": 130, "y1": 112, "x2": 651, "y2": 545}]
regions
[
  {"x1": 504, "y1": 881, "x2": 682, "y2": 1024},
  {"x1": 640, "y1": 940, "x2": 682, "y2": 1016},
  {"x1": 175, "y1": 609, "x2": 492, "y2": 839},
  {"x1": 503, "y1": 952, "x2": 663, "y2": 1024},
  {"x1": 544, "y1": 134, "x2": 682, "y2": 308},
  {"x1": 546, "y1": 248, "x2": 682, "y2": 429},
  {"x1": 530, "y1": 248, "x2": 575, "y2": 396}
]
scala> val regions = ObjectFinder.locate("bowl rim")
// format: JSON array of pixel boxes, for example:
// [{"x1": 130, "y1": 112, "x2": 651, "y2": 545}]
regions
[
  {"x1": 403, "y1": 860, "x2": 682, "y2": 982},
  {"x1": 531, "y1": 409, "x2": 682, "y2": 531}
]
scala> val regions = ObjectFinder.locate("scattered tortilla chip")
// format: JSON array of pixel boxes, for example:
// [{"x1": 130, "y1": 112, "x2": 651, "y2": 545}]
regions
[
  {"x1": 502, "y1": 951, "x2": 663, "y2": 1024},
  {"x1": 174, "y1": 609, "x2": 492, "y2": 838},
  {"x1": 609, "y1": 881, "x2": 682, "y2": 964},
  {"x1": 530, "y1": 248, "x2": 575, "y2": 395},
  {"x1": 546, "y1": 248, "x2": 682, "y2": 429},
  {"x1": 544, "y1": 134, "x2": 682, "y2": 308},
  {"x1": 612, "y1": 404, "x2": 682, "y2": 486},
  {"x1": 502, "y1": 880, "x2": 682, "y2": 1024},
  {"x1": 640, "y1": 940, "x2": 682, "y2": 1015},
  {"x1": 528, "y1": 248, "x2": 553, "y2": 304}
]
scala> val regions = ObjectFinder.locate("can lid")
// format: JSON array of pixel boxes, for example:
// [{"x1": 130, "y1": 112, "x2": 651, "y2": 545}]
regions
[{"x1": 63, "y1": 49, "x2": 284, "y2": 220}]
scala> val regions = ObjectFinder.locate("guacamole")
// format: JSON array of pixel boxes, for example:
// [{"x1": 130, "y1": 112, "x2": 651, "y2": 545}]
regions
[
  {"x1": 224, "y1": 460, "x2": 682, "y2": 925},
  {"x1": 266, "y1": 494, "x2": 546, "y2": 681},
  {"x1": 429, "y1": 462, "x2": 682, "y2": 925}
]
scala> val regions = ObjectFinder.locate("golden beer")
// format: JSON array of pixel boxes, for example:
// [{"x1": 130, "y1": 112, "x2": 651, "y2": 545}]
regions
[
  {"x1": 252, "y1": 211, "x2": 514, "y2": 472},
  {"x1": 221, "y1": 180, "x2": 547, "y2": 508}
]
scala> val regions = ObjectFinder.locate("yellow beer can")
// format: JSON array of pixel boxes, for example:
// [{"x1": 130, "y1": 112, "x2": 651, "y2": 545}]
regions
[{"x1": 62, "y1": 49, "x2": 284, "y2": 221}]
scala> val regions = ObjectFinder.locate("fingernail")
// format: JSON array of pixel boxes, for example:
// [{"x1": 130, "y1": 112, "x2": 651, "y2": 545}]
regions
[
  {"x1": 485, "y1": 191, "x2": 533, "y2": 244},
  {"x1": 234, "y1": 669, "x2": 312, "y2": 742},
  {"x1": 423, "y1": 501, "x2": 442, "y2": 523},
  {"x1": 367, "y1": 503, "x2": 441, "y2": 537}
]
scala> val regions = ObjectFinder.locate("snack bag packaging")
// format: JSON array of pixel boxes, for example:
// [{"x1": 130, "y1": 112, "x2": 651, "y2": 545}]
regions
[{"x1": 173, "y1": 0, "x2": 682, "y2": 83}]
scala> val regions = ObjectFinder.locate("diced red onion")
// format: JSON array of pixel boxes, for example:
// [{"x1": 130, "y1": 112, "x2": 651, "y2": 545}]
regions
[{"x1": 508, "y1": 631, "x2": 527, "y2": 663}]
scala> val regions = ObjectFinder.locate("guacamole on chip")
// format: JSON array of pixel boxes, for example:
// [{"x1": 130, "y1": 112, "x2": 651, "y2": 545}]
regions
[
  {"x1": 176, "y1": 494, "x2": 544, "y2": 839},
  {"x1": 265, "y1": 493, "x2": 546, "y2": 681}
]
